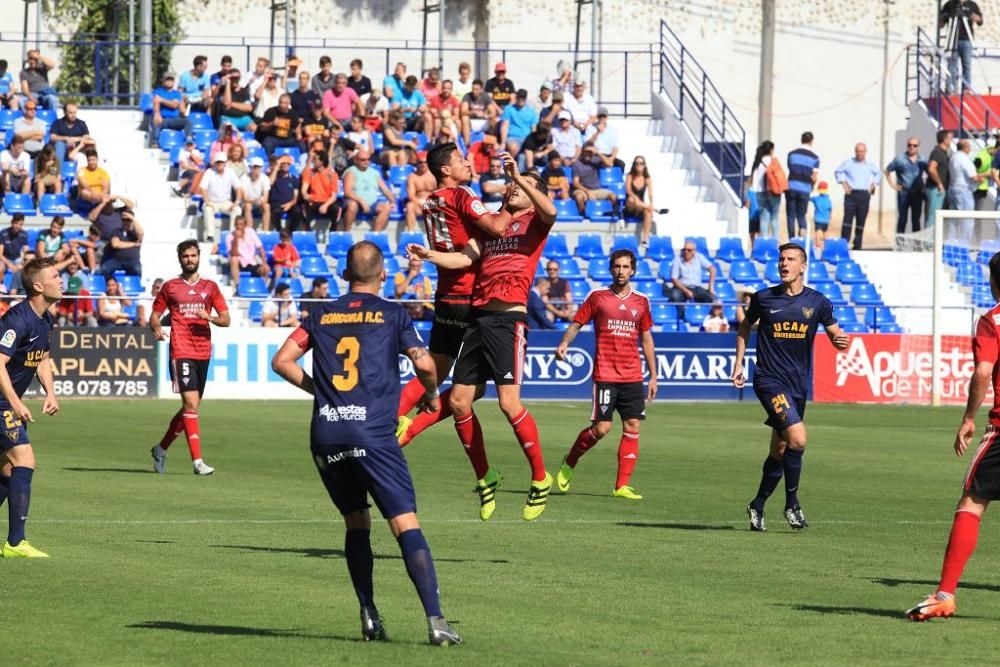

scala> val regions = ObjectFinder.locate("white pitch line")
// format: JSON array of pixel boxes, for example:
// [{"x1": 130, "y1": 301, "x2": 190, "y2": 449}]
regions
[{"x1": 27, "y1": 518, "x2": 956, "y2": 526}]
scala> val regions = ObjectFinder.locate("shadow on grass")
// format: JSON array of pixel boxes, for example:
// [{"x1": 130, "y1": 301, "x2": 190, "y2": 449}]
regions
[
  {"x1": 211, "y1": 544, "x2": 509, "y2": 564},
  {"x1": 616, "y1": 521, "x2": 736, "y2": 532},
  {"x1": 127, "y1": 620, "x2": 367, "y2": 642},
  {"x1": 785, "y1": 603, "x2": 994, "y2": 621},
  {"x1": 62, "y1": 467, "x2": 156, "y2": 475},
  {"x1": 870, "y1": 577, "x2": 1000, "y2": 593}
]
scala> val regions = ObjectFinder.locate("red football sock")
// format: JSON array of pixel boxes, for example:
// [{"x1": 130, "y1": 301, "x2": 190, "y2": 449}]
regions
[
  {"x1": 566, "y1": 426, "x2": 600, "y2": 467},
  {"x1": 158, "y1": 411, "x2": 185, "y2": 451},
  {"x1": 400, "y1": 388, "x2": 454, "y2": 447},
  {"x1": 938, "y1": 510, "x2": 982, "y2": 595},
  {"x1": 615, "y1": 430, "x2": 640, "y2": 489},
  {"x1": 453, "y1": 411, "x2": 489, "y2": 479},
  {"x1": 182, "y1": 411, "x2": 202, "y2": 461},
  {"x1": 398, "y1": 377, "x2": 427, "y2": 416},
  {"x1": 509, "y1": 408, "x2": 546, "y2": 482}
]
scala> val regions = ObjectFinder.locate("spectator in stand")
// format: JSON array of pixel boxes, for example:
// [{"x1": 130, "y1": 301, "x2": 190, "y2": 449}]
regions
[
  {"x1": 197, "y1": 152, "x2": 243, "y2": 241},
  {"x1": 405, "y1": 151, "x2": 436, "y2": 232},
  {"x1": 429, "y1": 79, "x2": 460, "y2": 140},
  {"x1": 97, "y1": 276, "x2": 133, "y2": 327},
  {"x1": 499, "y1": 89, "x2": 538, "y2": 159},
  {"x1": 834, "y1": 142, "x2": 881, "y2": 250},
  {"x1": 208, "y1": 55, "x2": 234, "y2": 124},
  {"x1": 572, "y1": 145, "x2": 617, "y2": 216},
  {"x1": 243, "y1": 57, "x2": 273, "y2": 99},
  {"x1": 926, "y1": 129, "x2": 952, "y2": 229},
  {"x1": 624, "y1": 156, "x2": 658, "y2": 248},
  {"x1": 311, "y1": 56, "x2": 336, "y2": 97},
  {"x1": 261, "y1": 282, "x2": 300, "y2": 328},
  {"x1": 540, "y1": 90, "x2": 566, "y2": 127},
  {"x1": 420, "y1": 67, "x2": 442, "y2": 103},
  {"x1": 101, "y1": 206, "x2": 143, "y2": 278},
  {"x1": 299, "y1": 276, "x2": 330, "y2": 320},
  {"x1": 69, "y1": 224, "x2": 103, "y2": 274},
  {"x1": 533, "y1": 83, "x2": 552, "y2": 113},
  {"x1": 542, "y1": 261, "x2": 573, "y2": 321},
  {"x1": 210, "y1": 121, "x2": 244, "y2": 157},
  {"x1": 173, "y1": 137, "x2": 203, "y2": 196},
  {"x1": 394, "y1": 255, "x2": 435, "y2": 319},
  {"x1": 582, "y1": 107, "x2": 623, "y2": 168},
  {"x1": 552, "y1": 110, "x2": 582, "y2": 166},
  {"x1": 34, "y1": 144, "x2": 62, "y2": 199},
  {"x1": 76, "y1": 147, "x2": 111, "y2": 210},
  {"x1": 748, "y1": 140, "x2": 780, "y2": 239},
  {"x1": 363, "y1": 87, "x2": 389, "y2": 131},
  {"x1": 734, "y1": 287, "x2": 753, "y2": 325},
  {"x1": 300, "y1": 150, "x2": 340, "y2": 235},
  {"x1": 432, "y1": 109, "x2": 460, "y2": 147},
  {"x1": 396, "y1": 75, "x2": 430, "y2": 134},
  {"x1": 258, "y1": 93, "x2": 301, "y2": 156},
  {"x1": 88, "y1": 194, "x2": 135, "y2": 240},
  {"x1": 1, "y1": 136, "x2": 31, "y2": 195},
  {"x1": 527, "y1": 281, "x2": 557, "y2": 329},
  {"x1": 270, "y1": 229, "x2": 300, "y2": 288},
  {"x1": 58, "y1": 266, "x2": 97, "y2": 327},
  {"x1": 467, "y1": 133, "x2": 497, "y2": 178},
  {"x1": 485, "y1": 62, "x2": 515, "y2": 109},
  {"x1": 281, "y1": 54, "x2": 302, "y2": 93},
  {"x1": 269, "y1": 154, "x2": 301, "y2": 231},
  {"x1": 541, "y1": 152, "x2": 570, "y2": 200},
  {"x1": 178, "y1": 56, "x2": 211, "y2": 112},
  {"x1": 521, "y1": 121, "x2": 554, "y2": 170},
  {"x1": 253, "y1": 71, "x2": 284, "y2": 121},
  {"x1": 564, "y1": 81, "x2": 597, "y2": 132},
  {"x1": 290, "y1": 71, "x2": 320, "y2": 118},
  {"x1": 19, "y1": 49, "x2": 58, "y2": 111},
  {"x1": 219, "y1": 70, "x2": 257, "y2": 132},
  {"x1": 241, "y1": 156, "x2": 271, "y2": 230},
  {"x1": 0, "y1": 213, "x2": 29, "y2": 290},
  {"x1": 344, "y1": 115, "x2": 373, "y2": 159},
  {"x1": 460, "y1": 79, "x2": 495, "y2": 145},
  {"x1": 665, "y1": 240, "x2": 715, "y2": 319},
  {"x1": 973, "y1": 137, "x2": 996, "y2": 211},
  {"x1": 941, "y1": 0, "x2": 983, "y2": 93},
  {"x1": 226, "y1": 143, "x2": 249, "y2": 180},
  {"x1": 551, "y1": 60, "x2": 575, "y2": 94},
  {"x1": 702, "y1": 303, "x2": 729, "y2": 333},
  {"x1": 382, "y1": 62, "x2": 407, "y2": 101},
  {"x1": 479, "y1": 156, "x2": 510, "y2": 213},
  {"x1": 34, "y1": 217, "x2": 74, "y2": 272},
  {"x1": 49, "y1": 102, "x2": 93, "y2": 163},
  {"x1": 452, "y1": 62, "x2": 473, "y2": 100},
  {"x1": 947, "y1": 138, "x2": 984, "y2": 242},
  {"x1": 300, "y1": 100, "x2": 335, "y2": 150},
  {"x1": 810, "y1": 181, "x2": 832, "y2": 252},
  {"x1": 136, "y1": 277, "x2": 164, "y2": 328},
  {"x1": 786, "y1": 131, "x2": 820, "y2": 240},
  {"x1": 227, "y1": 215, "x2": 268, "y2": 284},
  {"x1": 885, "y1": 136, "x2": 927, "y2": 235},
  {"x1": 322, "y1": 74, "x2": 363, "y2": 126},
  {"x1": 150, "y1": 72, "x2": 192, "y2": 148},
  {"x1": 0, "y1": 60, "x2": 19, "y2": 110},
  {"x1": 347, "y1": 59, "x2": 372, "y2": 99},
  {"x1": 14, "y1": 99, "x2": 48, "y2": 158},
  {"x1": 342, "y1": 150, "x2": 394, "y2": 231},
  {"x1": 382, "y1": 109, "x2": 417, "y2": 167}
]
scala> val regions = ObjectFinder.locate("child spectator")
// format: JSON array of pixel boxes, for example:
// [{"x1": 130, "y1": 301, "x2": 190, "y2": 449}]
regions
[
  {"x1": 810, "y1": 180, "x2": 832, "y2": 252},
  {"x1": 541, "y1": 152, "x2": 570, "y2": 200},
  {"x1": 68, "y1": 224, "x2": 103, "y2": 274},
  {"x1": 34, "y1": 144, "x2": 62, "y2": 200},
  {"x1": 35, "y1": 216, "x2": 74, "y2": 271},
  {"x1": 261, "y1": 282, "x2": 300, "y2": 327},
  {"x1": 270, "y1": 229, "x2": 300, "y2": 288},
  {"x1": 1, "y1": 136, "x2": 31, "y2": 194},
  {"x1": 175, "y1": 137, "x2": 204, "y2": 196},
  {"x1": 702, "y1": 303, "x2": 729, "y2": 333}
]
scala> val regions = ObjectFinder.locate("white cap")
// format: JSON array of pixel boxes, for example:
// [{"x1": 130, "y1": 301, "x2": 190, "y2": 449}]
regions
[
  {"x1": 557, "y1": 110, "x2": 572, "y2": 121},
  {"x1": 213, "y1": 152, "x2": 227, "y2": 163},
  {"x1": 249, "y1": 156, "x2": 265, "y2": 168}
]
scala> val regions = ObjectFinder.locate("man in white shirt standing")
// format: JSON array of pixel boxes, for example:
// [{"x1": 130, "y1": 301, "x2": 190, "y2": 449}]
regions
[
  {"x1": 196, "y1": 152, "x2": 243, "y2": 241},
  {"x1": 948, "y1": 139, "x2": 986, "y2": 242},
  {"x1": 240, "y1": 156, "x2": 272, "y2": 230},
  {"x1": 582, "y1": 107, "x2": 622, "y2": 168}
]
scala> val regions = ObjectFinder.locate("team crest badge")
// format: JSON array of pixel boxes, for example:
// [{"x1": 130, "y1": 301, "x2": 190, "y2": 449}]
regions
[
  {"x1": 992, "y1": 314, "x2": 1000, "y2": 325},
  {"x1": 200, "y1": 292, "x2": 208, "y2": 299},
  {"x1": 802, "y1": 307, "x2": 814, "y2": 318},
  {"x1": 631, "y1": 309, "x2": 638, "y2": 317},
  {"x1": 511, "y1": 222, "x2": 521, "y2": 233}
]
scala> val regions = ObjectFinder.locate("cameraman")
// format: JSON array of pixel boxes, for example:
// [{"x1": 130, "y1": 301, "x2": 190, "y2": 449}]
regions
[{"x1": 940, "y1": 0, "x2": 983, "y2": 93}]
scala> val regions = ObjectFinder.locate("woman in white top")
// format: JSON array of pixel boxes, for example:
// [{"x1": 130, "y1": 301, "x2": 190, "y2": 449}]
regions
[
  {"x1": 97, "y1": 276, "x2": 133, "y2": 327},
  {"x1": 226, "y1": 143, "x2": 249, "y2": 180},
  {"x1": 747, "y1": 140, "x2": 781, "y2": 240}
]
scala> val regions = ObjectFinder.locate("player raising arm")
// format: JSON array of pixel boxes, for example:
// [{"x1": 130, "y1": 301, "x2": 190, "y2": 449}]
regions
[
  {"x1": 0, "y1": 257, "x2": 61, "y2": 558},
  {"x1": 732, "y1": 242, "x2": 848, "y2": 532},
  {"x1": 271, "y1": 240, "x2": 461, "y2": 645},
  {"x1": 906, "y1": 252, "x2": 1000, "y2": 621},
  {"x1": 149, "y1": 240, "x2": 230, "y2": 476},
  {"x1": 553, "y1": 249, "x2": 656, "y2": 500}
]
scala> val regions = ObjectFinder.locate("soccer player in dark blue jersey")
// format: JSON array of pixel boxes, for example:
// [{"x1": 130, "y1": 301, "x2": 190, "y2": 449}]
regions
[
  {"x1": 732, "y1": 243, "x2": 850, "y2": 532},
  {"x1": 0, "y1": 257, "x2": 61, "y2": 558},
  {"x1": 271, "y1": 240, "x2": 462, "y2": 646}
]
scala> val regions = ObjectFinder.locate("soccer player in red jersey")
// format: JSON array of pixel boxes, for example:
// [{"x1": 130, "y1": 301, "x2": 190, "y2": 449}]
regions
[
  {"x1": 407, "y1": 153, "x2": 557, "y2": 521},
  {"x1": 395, "y1": 142, "x2": 522, "y2": 443},
  {"x1": 149, "y1": 240, "x2": 231, "y2": 476},
  {"x1": 907, "y1": 252, "x2": 1000, "y2": 621},
  {"x1": 553, "y1": 249, "x2": 656, "y2": 500}
]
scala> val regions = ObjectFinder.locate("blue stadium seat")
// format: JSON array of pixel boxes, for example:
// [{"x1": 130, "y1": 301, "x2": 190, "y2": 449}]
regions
[
  {"x1": 217, "y1": 231, "x2": 230, "y2": 258},
  {"x1": 714, "y1": 281, "x2": 736, "y2": 301},
  {"x1": 292, "y1": 231, "x2": 320, "y2": 257},
  {"x1": 557, "y1": 258, "x2": 582, "y2": 278},
  {"x1": 554, "y1": 199, "x2": 583, "y2": 222},
  {"x1": 119, "y1": 275, "x2": 143, "y2": 295},
  {"x1": 816, "y1": 281, "x2": 848, "y2": 305},
  {"x1": 544, "y1": 233, "x2": 571, "y2": 259},
  {"x1": 574, "y1": 234, "x2": 604, "y2": 259},
  {"x1": 716, "y1": 236, "x2": 746, "y2": 263},
  {"x1": 384, "y1": 256, "x2": 401, "y2": 274},
  {"x1": 956, "y1": 262, "x2": 987, "y2": 286},
  {"x1": 420, "y1": 260, "x2": 437, "y2": 278},
  {"x1": 371, "y1": 132, "x2": 384, "y2": 153},
  {"x1": 157, "y1": 128, "x2": 184, "y2": 151},
  {"x1": 468, "y1": 181, "x2": 482, "y2": 198},
  {"x1": 685, "y1": 304, "x2": 711, "y2": 326},
  {"x1": 751, "y1": 237, "x2": 779, "y2": 263},
  {"x1": 168, "y1": 144, "x2": 182, "y2": 167},
  {"x1": 644, "y1": 235, "x2": 674, "y2": 262},
  {"x1": 659, "y1": 320, "x2": 688, "y2": 333},
  {"x1": 764, "y1": 261, "x2": 781, "y2": 283},
  {"x1": 35, "y1": 109, "x2": 56, "y2": 126},
  {"x1": 611, "y1": 235, "x2": 639, "y2": 255},
  {"x1": 835, "y1": 260, "x2": 867, "y2": 284},
  {"x1": 840, "y1": 321, "x2": 869, "y2": 334},
  {"x1": 606, "y1": 181, "x2": 626, "y2": 199},
  {"x1": 300, "y1": 256, "x2": 329, "y2": 278},
  {"x1": 880, "y1": 322, "x2": 904, "y2": 334},
  {"x1": 188, "y1": 112, "x2": 213, "y2": 130},
  {"x1": 388, "y1": 165, "x2": 415, "y2": 186},
  {"x1": 729, "y1": 260, "x2": 759, "y2": 283},
  {"x1": 39, "y1": 193, "x2": 72, "y2": 216},
  {"x1": 0, "y1": 109, "x2": 19, "y2": 130},
  {"x1": 247, "y1": 300, "x2": 264, "y2": 322},
  {"x1": 364, "y1": 232, "x2": 393, "y2": 256},
  {"x1": 272, "y1": 146, "x2": 301, "y2": 162},
  {"x1": 974, "y1": 286, "x2": 995, "y2": 307},
  {"x1": 864, "y1": 306, "x2": 897, "y2": 330},
  {"x1": 822, "y1": 238, "x2": 852, "y2": 264},
  {"x1": 978, "y1": 239, "x2": 1000, "y2": 264},
  {"x1": 61, "y1": 161, "x2": 77, "y2": 185},
  {"x1": 632, "y1": 277, "x2": 657, "y2": 293},
  {"x1": 90, "y1": 274, "x2": 106, "y2": 293},
  {"x1": 247, "y1": 145, "x2": 268, "y2": 164},
  {"x1": 584, "y1": 200, "x2": 616, "y2": 222},
  {"x1": 397, "y1": 231, "x2": 425, "y2": 255},
  {"x1": 587, "y1": 258, "x2": 607, "y2": 281},
  {"x1": 833, "y1": 306, "x2": 858, "y2": 323},
  {"x1": 685, "y1": 236, "x2": 710, "y2": 259},
  {"x1": 651, "y1": 303, "x2": 679, "y2": 325},
  {"x1": 598, "y1": 166, "x2": 624, "y2": 186},
  {"x1": 237, "y1": 277, "x2": 268, "y2": 296},
  {"x1": 3, "y1": 193, "x2": 34, "y2": 215},
  {"x1": 807, "y1": 261, "x2": 832, "y2": 284},
  {"x1": 635, "y1": 259, "x2": 654, "y2": 279},
  {"x1": 258, "y1": 231, "x2": 280, "y2": 253},
  {"x1": 287, "y1": 279, "x2": 306, "y2": 297},
  {"x1": 851, "y1": 282, "x2": 883, "y2": 305},
  {"x1": 569, "y1": 279, "x2": 591, "y2": 301},
  {"x1": 402, "y1": 132, "x2": 428, "y2": 151}
]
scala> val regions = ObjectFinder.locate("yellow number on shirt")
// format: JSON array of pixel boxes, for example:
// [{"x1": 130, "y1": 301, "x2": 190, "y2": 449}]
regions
[
  {"x1": 770, "y1": 394, "x2": 790, "y2": 413},
  {"x1": 332, "y1": 336, "x2": 360, "y2": 391}
]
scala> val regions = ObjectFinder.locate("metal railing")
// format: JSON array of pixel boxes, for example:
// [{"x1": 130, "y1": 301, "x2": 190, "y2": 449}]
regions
[{"x1": 657, "y1": 19, "x2": 745, "y2": 200}]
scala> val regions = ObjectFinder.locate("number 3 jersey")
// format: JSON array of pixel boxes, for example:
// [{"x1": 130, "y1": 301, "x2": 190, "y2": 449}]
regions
[
  {"x1": 0, "y1": 300, "x2": 53, "y2": 403},
  {"x1": 292, "y1": 292, "x2": 423, "y2": 445}
]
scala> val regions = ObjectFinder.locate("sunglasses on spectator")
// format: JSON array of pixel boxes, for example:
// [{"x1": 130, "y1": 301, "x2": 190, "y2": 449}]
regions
[
  {"x1": 907, "y1": 143, "x2": 919, "y2": 147},
  {"x1": 683, "y1": 247, "x2": 695, "y2": 253},
  {"x1": 546, "y1": 267, "x2": 559, "y2": 272},
  {"x1": 25, "y1": 105, "x2": 36, "y2": 110}
]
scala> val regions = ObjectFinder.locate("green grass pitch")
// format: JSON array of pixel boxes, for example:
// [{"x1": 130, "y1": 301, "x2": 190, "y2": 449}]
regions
[{"x1": 4, "y1": 399, "x2": 998, "y2": 665}]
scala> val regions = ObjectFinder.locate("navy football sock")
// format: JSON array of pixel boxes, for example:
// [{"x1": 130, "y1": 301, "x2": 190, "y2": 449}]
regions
[
  {"x1": 750, "y1": 455, "x2": 783, "y2": 513},
  {"x1": 344, "y1": 529, "x2": 375, "y2": 610},
  {"x1": 7, "y1": 467, "x2": 33, "y2": 546},
  {"x1": 396, "y1": 528, "x2": 442, "y2": 618},
  {"x1": 783, "y1": 448, "x2": 804, "y2": 509},
  {"x1": 0, "y1": 473, "x2": 9, "y2": 507}
]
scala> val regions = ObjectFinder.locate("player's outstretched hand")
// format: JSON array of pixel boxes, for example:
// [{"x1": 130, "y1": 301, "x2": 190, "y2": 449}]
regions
[
  {"x1": 499, "y1": 150, "x2": 520, "y2": 179},
  {"x1": 955, "y1": 417, "x2": 976, "y2": 456},
  {"x1": 646, "y1": 378, "x2": 657, "y2": 402},
  {"x1": 555, "y1": 342, "x2": 569, "y2": 360},
  {"x1": 731, "y1": 369, "x2": 746, "y2": 389},
  {"x1": 42, "y1": 394, "x2": 59, "y2": 416},
  {"x1": 417, "y1": 394, "x2": 440, "y2": 414},
  {"x1": 832, "y1": 332, "x2": 851, "y2": 350},
  {"x1": 406, "y1": 244, "x2": 431, "y2": 260}
]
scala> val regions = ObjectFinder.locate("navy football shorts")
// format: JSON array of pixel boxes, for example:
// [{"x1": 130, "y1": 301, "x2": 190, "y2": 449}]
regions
[
  {"x1": 753, "y1": 379, "x2": 807, "y2": 432},
  {"x1": 0, "y1": 405, "x2": 29, "y2": 452},
  {"x1": 310, "y1": 440, "x2": 417, "y2": 519}
]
